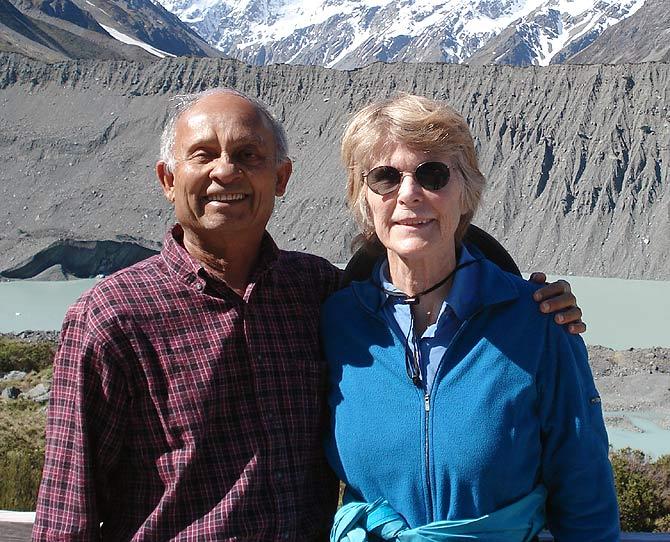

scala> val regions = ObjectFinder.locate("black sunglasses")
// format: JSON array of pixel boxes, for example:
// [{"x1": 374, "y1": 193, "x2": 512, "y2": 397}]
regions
[{"x1": 363, "y1": 161, "x2": 451, "y2": 195}]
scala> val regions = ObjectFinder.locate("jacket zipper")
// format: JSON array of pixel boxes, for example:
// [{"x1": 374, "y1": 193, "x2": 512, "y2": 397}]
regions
[
  {"x1": 422, "y1": 308, "x2": 486, "y2": 523},
  {"x1": 424, "y1": 390, "x2": 432, "y2": 523},
  {"x1": 413, "y1": 341, "x2": 434, "y2": 522},
  {"x1": 366, "y1": 312, "x2": 434, "y2": 519},
  {"x1": 412, "y1": 334, "x2": 434, "y2": 522}
]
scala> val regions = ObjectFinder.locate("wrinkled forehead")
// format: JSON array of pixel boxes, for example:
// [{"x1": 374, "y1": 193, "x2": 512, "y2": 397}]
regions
[{"x1": 176, "y1": 95, "x2": 273, "y2": 147}]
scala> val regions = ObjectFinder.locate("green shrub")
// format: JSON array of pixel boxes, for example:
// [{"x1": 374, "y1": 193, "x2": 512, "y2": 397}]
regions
[
  {"x1": 0, "y1": 397, "x2": 47, "y2": 510},
  {"x1": 652, "y1": 454, "x2": 670, "y2": 502},
  {"x1": 611, "y1": 448, "x2": 670, "y2": 532},
  {"x1": 0, "y1": 337, "x2": 55, "y2": 373},
  {"x1": 0, "y1": 446, "x2": 44, "y2": 510}
]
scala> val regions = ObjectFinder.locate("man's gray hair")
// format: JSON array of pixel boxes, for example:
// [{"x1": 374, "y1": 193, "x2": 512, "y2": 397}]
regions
[{"x1": 159, "y1": 88, "x2": 289, "y2": 172}]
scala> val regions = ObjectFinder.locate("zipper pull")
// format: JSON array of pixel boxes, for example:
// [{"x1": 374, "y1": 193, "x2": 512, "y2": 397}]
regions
[
  {"x1": 424, "y1": 394, "x2": 430, "y2": 412},
  {"x1": 411, "y1": 349, "x2": 422, "y2": 388}
]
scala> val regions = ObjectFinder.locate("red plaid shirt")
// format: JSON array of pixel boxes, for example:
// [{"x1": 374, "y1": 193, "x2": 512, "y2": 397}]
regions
[{"x1": 33, "y1": 225, "x2": 342, "y2": 542}]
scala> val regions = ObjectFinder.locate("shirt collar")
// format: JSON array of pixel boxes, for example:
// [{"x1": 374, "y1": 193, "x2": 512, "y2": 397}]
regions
[
  {"x1": 376, "y1": 244, "x2": 479, "y2": 321},
  {"x1": 161, "y1": 224, "x2": 279, "y2": 289}
]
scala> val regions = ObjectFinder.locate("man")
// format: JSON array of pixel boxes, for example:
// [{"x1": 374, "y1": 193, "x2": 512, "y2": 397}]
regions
[{"x1": 33, "y1": 89, "x2": 583, "y2": 541}]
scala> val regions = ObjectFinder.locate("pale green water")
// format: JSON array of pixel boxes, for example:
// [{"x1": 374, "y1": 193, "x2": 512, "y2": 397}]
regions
[
  {"x1": 0, "y1": 279, "x2": 99, "y2": 333},
  {"x1": 1, "y1": 274, "x2": 669, "y2": 346},
  {"x1": 605, "y1": 412, "x2": 670, "y2": 459},
  {"x1": 540, "y1": 275, "x2": 670, "y2": 350}
]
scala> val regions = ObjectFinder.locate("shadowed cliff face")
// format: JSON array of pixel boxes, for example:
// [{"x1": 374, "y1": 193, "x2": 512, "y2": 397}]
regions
[
  {"x1": 0, "y1": 54, "x2": 668, "y2": 279},
  {"x1": 0, "y1": 239, "x2": 158, "y2": 279}
]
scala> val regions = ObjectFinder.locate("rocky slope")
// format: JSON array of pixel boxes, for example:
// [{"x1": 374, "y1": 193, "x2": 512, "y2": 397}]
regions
[
  {"x1": 0, "y1": 54, "x2": 668, "y2": 279},
  {"x1": 1, "y1": 239, "x2": 159, "y2": 278},
  {"x1": 1, "y1": 0, "x2": 222, "y2": 61},
  {"x1": 0, "y1": 0, "x2": 153, "y2": 61},
  {"x1": 566, "y1": 0, "x2": 670, "y2": 64}
]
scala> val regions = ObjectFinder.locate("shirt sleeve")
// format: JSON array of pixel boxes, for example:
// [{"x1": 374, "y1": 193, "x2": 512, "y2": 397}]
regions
[
  {"x1": 538, "y1": 325, "x2": 620, "y2": 541},
  {"x1": 32, "y1": 297, "x2": 129, "y2": 542}
]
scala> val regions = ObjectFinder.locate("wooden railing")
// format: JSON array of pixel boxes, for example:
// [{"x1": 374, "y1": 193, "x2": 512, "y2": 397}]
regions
[
  {"x1": 3, "y1": 512, "x2": 669, "y2": 541},
  {"x1": 539, "y1": 532, "x2": 670, "y2": 541}
]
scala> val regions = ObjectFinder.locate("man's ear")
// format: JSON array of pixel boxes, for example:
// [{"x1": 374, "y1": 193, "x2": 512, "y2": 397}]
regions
[
  {"x1": 275, "y1": 159, "x2": 292, "y2": 197},
  {"x1": 156, "y1": 161, "x2": 175, "y2": 203}
]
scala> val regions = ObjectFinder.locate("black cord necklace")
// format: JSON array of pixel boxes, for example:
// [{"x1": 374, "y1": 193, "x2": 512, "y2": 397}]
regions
[
  {"x1": 375, "y1": 258, "x2": 480, "y2": 388},
  {"x1": 380, "y1": 259, "x2": 478, "y2": 305}
]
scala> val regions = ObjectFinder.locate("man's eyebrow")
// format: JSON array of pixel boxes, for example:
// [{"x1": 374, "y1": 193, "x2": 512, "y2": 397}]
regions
[
  {"x1": 230, "y1": 134, "x2": 266, "y2": 147},
  {"x1": 184, "y1": 134, "x2": 266, "y2": 152}
]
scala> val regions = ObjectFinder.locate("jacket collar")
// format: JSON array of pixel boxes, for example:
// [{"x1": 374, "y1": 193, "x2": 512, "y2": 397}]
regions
[{"x1": 350, "y1": 242, "x2": 520, "y2": 320}]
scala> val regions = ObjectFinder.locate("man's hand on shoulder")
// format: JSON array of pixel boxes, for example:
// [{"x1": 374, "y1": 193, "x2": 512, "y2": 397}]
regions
[{"x1": 528, "y1": 272, "x2": 586, "y2": 335}]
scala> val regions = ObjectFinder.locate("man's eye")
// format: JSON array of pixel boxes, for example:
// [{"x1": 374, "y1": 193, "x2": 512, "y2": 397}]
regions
[
  {"x1": 238, "y1": 149, "x2": 263, "y2": 163},
  {"x1": 188, "y1": 151, "x2": 215, "y2": 162}
]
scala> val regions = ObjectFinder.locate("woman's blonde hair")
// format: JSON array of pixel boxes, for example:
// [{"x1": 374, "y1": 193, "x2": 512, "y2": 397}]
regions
[{"x1": 341, "y1": 93, "x2": 485, "y2": 250}]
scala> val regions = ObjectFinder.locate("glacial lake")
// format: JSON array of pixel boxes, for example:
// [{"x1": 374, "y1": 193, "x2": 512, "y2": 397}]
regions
[
  {"x1": 2, "y1": 274, "x2": 668, "y2": 350},
  {"x1": 604, "y1": 412, "x2": 670, "y2": 459},
  {"x1": 1, "y1": 273, "x2": 669, "y2": 457}
]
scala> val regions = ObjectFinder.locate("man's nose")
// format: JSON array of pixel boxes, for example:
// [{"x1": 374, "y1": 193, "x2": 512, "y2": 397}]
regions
[{"x1": 209, "y1": 155, "x2": 241, "y2": 182}]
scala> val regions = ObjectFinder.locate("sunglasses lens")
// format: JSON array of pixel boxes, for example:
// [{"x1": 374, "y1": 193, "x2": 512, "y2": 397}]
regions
[
  {"x1": 365, "y1": 162, "x2": 450, "y2": 194},
  {"x1": 366, "y1": 166, "x2": 402, "y2": 195},
  {"x1": 416, "y1": 162, "x2": 450, "y2": 190}
]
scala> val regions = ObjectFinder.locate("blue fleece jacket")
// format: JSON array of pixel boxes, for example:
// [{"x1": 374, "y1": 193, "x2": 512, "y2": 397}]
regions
[{"x1": 321, "y1": 247, "x2": 620, "y2": 541}]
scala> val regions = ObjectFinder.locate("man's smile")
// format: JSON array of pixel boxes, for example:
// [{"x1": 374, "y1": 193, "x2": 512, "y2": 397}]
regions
[{"x1": 203, "y1": 193, "x2": 248, "y2": 203}]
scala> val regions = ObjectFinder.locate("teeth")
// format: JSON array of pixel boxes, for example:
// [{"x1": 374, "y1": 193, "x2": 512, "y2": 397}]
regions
[
  {"x1": 206, "y1": 194, "x2": 246, "y2": 202},
  {"x1": 397, "y1": 219, "x2": 430, "y2": 225}
]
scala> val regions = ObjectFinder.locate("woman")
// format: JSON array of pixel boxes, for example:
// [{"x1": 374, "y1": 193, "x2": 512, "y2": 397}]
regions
[{"x1": 321, "y1": 94, "x2": 619, "y2": 541}]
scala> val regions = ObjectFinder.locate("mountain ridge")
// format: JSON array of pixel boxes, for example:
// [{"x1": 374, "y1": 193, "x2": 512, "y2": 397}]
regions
[
  {"x1": 0, "y1": 54, "x2": 668, "y2": 279},
  {"x1": 3, "y1": 0, "x2": 666, "y2": 68},
  {"x1": 1, "y1": 0, "x2": 222, "y2": 60},
  {"x1": 567, "y1": 0, "x2": 670, "y2": 64},
  {"x1": 156, "y1": 0, "x2": 652, "y2": 68}
]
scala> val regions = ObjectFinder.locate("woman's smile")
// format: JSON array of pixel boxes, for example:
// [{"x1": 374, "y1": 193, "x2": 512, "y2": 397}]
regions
[{"x1": 393, "y1": 217, "x2": 435, "y2": 227}]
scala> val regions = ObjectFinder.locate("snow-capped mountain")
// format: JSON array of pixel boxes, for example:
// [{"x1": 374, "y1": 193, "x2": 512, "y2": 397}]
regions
[
  {"x1": 154, "y1": 0, "x2": 647, "y2": 67},
  {"x1": 468, "y1": 0, "x2": 648, "y2": 64}
]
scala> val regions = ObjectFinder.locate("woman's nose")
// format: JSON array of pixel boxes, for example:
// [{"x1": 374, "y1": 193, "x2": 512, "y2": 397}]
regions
[{"x1": 396, "y1": 172, "x2": 423, "y2": 203}]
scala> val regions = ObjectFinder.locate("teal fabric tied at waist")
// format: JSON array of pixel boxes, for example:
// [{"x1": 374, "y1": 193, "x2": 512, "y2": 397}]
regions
[{"x1": 330, "y1": 485, "x2": 547, "y2": 542}]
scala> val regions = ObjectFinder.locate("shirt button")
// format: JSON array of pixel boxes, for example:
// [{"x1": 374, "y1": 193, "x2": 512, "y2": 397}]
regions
[
  {"x1": 195, "y1": 283, "x2": 204, "y2": 291},
  {"x1": 281, "y1": 533, "x2": 289, "y2": 540},
  {"x1": 276, "y1": 471, "x2": 283, "y2": 480}
]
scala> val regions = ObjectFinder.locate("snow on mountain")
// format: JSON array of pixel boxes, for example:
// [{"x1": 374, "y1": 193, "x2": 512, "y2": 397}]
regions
[
  {"x1": 476, "y1": 0, "x2": 648, "y2": 66},
  {"x1": 153, "y1": 0, "x2": 648, "y2": 67},
  {"x1": 99, "y1": 23, "x2": 176, "y2": 58}
]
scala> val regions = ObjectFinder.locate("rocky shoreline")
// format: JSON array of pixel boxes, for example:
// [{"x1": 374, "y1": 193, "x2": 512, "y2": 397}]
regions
[
  {"x1": 2, "y1": 332, "x2": 668, "y2": 432},
  {"x1": 0, "y1": 331, "x2": 60, "y2": 343},
  {"x1": 4, "y1": 331, "x2": 668, "y2": 370}
]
